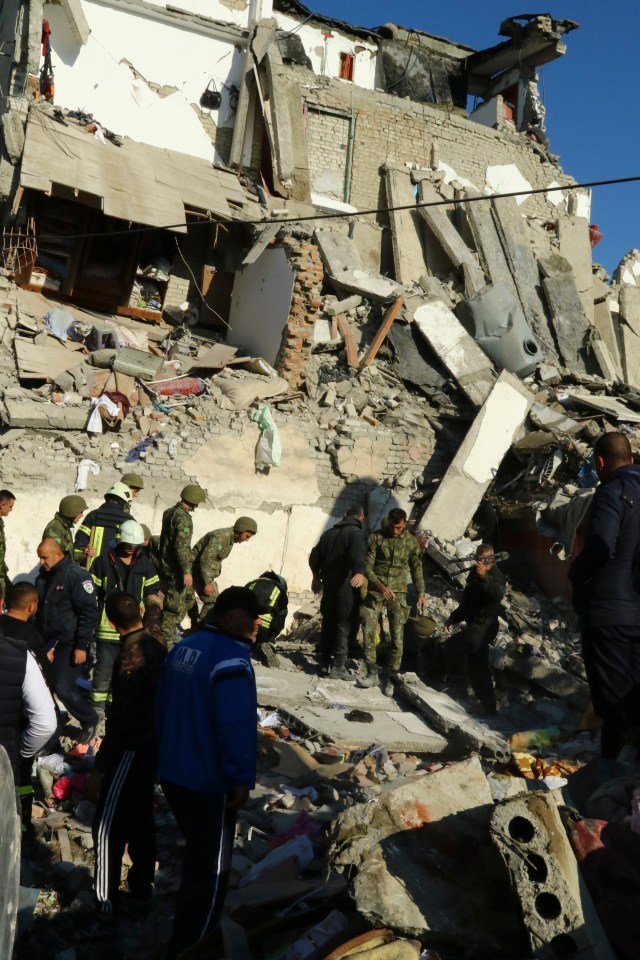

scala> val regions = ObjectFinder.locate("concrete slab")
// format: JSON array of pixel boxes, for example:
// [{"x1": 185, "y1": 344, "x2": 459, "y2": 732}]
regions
[
  {"x1": 412, "y1": 298, "x2": 496, "y2": 407},
  {"x1": 280, "y1": 703, "x2": 449, "y2": 753},
  {"x1": 491, "y1": 646, "x2": 590, "y2": 709},
  {"x1": 541, "y1": 272, "x2": 593, "y2": 374},
  {"x1": 491, "y1": 195, "x2": 555, "y2": 352},
  {"x1": 384, "y1": 165, "x2": 427, "y2": 285},
  {"x1": 419, "y1": 371, "x2": 532, "y2": 542},
  {"x1": 592, "y1": 340, "x2": 618, "y2": 381},
  {"x1": 330, "y1": 757, "x2": 522, "y2": 952},
  {"x1": 314, "y1": 228, "x2": 400, "y2": 302},
  {"x1": 416, "y1": 181, "x2": 486, "y2": 296},
  {"x1": 2, "y1": 398, "x2": 88, "y2": 430},
  {"x1": 557, "y1": 215, "x2": 595, "y2": 324},
  {"x1": 396, "y1": 673, "x2": 511, "y2": 762},
  {"x1": 593, "y1": 300, "x2": 623, "y2": 378}
]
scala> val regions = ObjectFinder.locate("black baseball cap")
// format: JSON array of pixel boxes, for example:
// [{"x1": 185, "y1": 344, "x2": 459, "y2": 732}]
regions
[{"x1": 213, "y1": 586, "x2": 268, "y2": 619}]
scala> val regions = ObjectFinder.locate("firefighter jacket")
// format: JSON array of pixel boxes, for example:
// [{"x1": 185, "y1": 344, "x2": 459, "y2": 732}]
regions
[
  {"x1": 74, "y1": 501, "x2": 132, "y2": 569},
  {"x1": 92, "y1": 550, "x2": 161, "y2": 643},
  {"x1": 245, "y1": 575, "x2": 288, "y2": 641}
]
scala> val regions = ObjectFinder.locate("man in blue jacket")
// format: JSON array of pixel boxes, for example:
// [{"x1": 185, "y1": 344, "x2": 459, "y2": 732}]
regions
[
  {"x1": 570, "y1": 432, "x2": 640, "y2": 758},
  {"x1": 157, "y1": 585, "x2": 262, "y2": 959}
]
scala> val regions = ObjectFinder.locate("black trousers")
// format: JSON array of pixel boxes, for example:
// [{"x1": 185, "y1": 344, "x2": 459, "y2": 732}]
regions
[
  {"x1": 581, "y1": 625, "x2": 640, "y2": 758},
  {"x1": 320, "y1": 578, "x2": 359, "y2": 664},
  {"x1": 52, "y1": 644, "x2": 98, "y2": 729},
  {"x1": 446, "y1": 620, "x2": 498, "y2": 712},
  {"x1": 92, "y1": 640, "x2": 120, "y2": 713},
  {"x1": 93, "y1": 747, "x2": 157, "y2": 912},
  {"x1": 161, "y1": 781, "x2": 236, "y2": 959}
]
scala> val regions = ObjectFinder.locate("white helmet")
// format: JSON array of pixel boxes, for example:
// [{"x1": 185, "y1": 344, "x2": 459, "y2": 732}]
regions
[
  {"x1": 106, "y1": 482, "x2": 133, "y2": 504},
  {"x1": 119, "y1": 519, "x2": 145, "y2": 546}
]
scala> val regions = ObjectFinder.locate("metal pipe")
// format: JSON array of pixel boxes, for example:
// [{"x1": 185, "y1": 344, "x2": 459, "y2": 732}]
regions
[{"x1": 344, "y1": 110, "x2": 356, "y2": 204}]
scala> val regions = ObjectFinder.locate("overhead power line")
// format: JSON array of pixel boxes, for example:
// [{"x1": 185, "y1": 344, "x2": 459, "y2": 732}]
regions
[{"x1": 34, "y1": 173, "x2": 640, "y2": 243}]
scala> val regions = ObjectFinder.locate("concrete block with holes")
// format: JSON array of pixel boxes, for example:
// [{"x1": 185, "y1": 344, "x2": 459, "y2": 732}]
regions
[{"x1": 491, "y1": 793, "x2": 616, "y2": 959}]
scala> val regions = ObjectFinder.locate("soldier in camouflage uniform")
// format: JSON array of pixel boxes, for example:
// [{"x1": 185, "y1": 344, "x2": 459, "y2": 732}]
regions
[
  {"x1": 42, "y1": 495, "x2": 88, "y2": 556},
  {"x1": 193, "y1": 517, "x2": 257, "y2": 624},
  {"x1": 359, "y1": 508, "x2": 427, "y2": 695},
  {"x1": 158, "y1": 484, "x2": 206, "y2": 646},
  {"x1": 0, "y1": 489, "x2": 16, "y2": 608}
]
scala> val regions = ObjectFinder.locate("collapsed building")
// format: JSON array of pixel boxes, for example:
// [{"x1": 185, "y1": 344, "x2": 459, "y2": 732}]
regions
[{"x1": 3, "y1": 2, "x2": 640, "y2": 959}]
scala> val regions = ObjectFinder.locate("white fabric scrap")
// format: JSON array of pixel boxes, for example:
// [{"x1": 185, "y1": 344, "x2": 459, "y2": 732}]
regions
[
  {"x1": 87, "y1": 395, "x2": 119, "y2": 434},
  {"x1": 75, "y1": 458, "x2": 100, "y2": 491}
]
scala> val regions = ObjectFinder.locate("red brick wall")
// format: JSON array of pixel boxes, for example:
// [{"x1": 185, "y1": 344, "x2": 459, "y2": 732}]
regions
[{"x1": 275, "y1": 234, "x2": 324, "y2": 388}]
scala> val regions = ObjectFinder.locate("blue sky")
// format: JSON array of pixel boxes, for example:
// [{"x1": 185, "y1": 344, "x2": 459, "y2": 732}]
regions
[{"x1": 308, "y1": 0, "x2": 636, "y2": 275}]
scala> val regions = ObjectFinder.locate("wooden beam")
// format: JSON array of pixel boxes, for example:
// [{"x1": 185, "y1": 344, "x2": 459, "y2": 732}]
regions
[
  {"x1": 359, "y1": 295, "x2": 404, "y2": 370},
  {"x1": 337, "y1": 314, "x2": 359, "y2": 369}
]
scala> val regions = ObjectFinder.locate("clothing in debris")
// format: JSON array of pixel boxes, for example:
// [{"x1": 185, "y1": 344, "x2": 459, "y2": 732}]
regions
[
  {"x1": 42, "y1": 512, "x2": 75, "y2": 556},
  {"x1": 93, "y1": 626, "x2": 166, "y2": 914},
  {"x1": 157, "y1": 502, "x2": 195, "y2": 646},
  {"x1": 35, "y1": 552, "x2": 99, "y2": 732},
  {"x1": 570, "y1": 463, "x2": 640, "y2": 757},
  {"x1": 192, "y1": 527, "x2": 235, "y2": 622},
  {"x1": 91, "y1": 549, "x2": 161, "y2": 714},
  {"x1": 361, "y1": 528, "x2": 425, "y2": 673},
  {"x1": 157, "y1": 624, "x2": 257, "y2": 957},
  {"x1": 309, "y1": 516, "x2": 366, "y2": 668},
  {"x1": 74, "y1": 500, "x2": 132, "y2": 569},
  {"x1": 445, "y1": 563, "x2": 506, "y2": 714}
]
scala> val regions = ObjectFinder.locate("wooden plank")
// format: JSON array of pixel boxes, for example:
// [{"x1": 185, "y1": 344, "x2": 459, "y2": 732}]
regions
[
  {"x1": 57, "y1": 829, "x2": 74, "y2": 864},
  {"x1": 384, "y1": 165, "x2": 428, "y2": 284},
  {"x1": 417, "y1": 181, "x2": 486, "y2": 296},
  {"x1": 359, "y1": 296, "x2": 404, "y2": 370},
  {"x1": 243, "y1": 223, "x2": 281, "y2": 265},
  {"x1": 336, "y1": 314, "x2": 358, "y2": 369}
]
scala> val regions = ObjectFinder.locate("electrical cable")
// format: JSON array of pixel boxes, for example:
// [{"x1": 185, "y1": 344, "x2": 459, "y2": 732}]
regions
[{"x1": 34, "y1": 173, "x2": 640, "y2": 243}]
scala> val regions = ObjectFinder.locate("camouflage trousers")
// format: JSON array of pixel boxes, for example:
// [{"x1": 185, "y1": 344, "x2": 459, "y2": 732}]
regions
[
  {"x1": 361, "y1": 592, "x2": 409, "y2": 672},
  {"x1": 196, "y1": 581, "x2": 219, "y2": 627},
  {"x1": 162, "y1": 582, "x2": 196, "y2": 648}
]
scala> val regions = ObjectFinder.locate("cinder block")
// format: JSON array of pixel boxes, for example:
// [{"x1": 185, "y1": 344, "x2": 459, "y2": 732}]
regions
[{"x1": 491, "y1": 793, "x2": 616, "y2": 959}]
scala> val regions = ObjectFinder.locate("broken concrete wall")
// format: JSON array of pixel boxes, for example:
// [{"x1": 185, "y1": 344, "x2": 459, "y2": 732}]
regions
[
  {"x1": 41, "y1": 0, "x2": 247, "y2": 165},
  {"x1": 273, "y1": 234, "x2": 324, "y2": 388}
]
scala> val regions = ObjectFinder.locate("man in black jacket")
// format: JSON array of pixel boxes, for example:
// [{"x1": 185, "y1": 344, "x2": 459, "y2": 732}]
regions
[
  {"x1": 570, "y1": 432, "x2": 640, "y2": 758},
  {"x1": 309, "y1": 505, "x2": 367, "y2": 679},
  {"x1": 87, "y1": 591, "x2": 166, "y2": 916},
  {"x1": 36, "y1": 538, "x2": 99, "y2": 744},
  {"x1": 74, "y1": 482, "x2": 133, "y2": 569},
  {"x1": 445, "y1": 543, "x2": 506, "y2": 715}
]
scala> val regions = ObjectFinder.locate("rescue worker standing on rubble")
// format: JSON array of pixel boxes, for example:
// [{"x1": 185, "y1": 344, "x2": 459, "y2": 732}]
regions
[
  {"x1": 35, "y1": 538, "x2": 100, "y2": 744},
  {"x1": 74, "y1": 483, "x2": 134, "y2": 568},
  {"x1": 570, "y1": 432, "x2": 640, "y2": 758},
  {"x1": 192, "y1": 516, "x2": 258, "y2": 624},
  {"x1": 157, "y1": 484, "x2": 206, "y2": 646},
  {"x1": 157, "y1": 586, "x2": 260, "y2": 960},
  {"x1": 444, "y1": 544, "x2": 506, "y2": 716},
  {"x1": 42, "y1": 495, "x2": 88, "y2": 555},
  {"x1": 0, "y1": 489, "x2": 16, "y2": 611},
  {"x1": 90, "y1": 519, "x2": 162, "y2": 722},
  {"x1": 360, "y1": 508, "x2": 427, "y2": 695},
  {"x1": 309, "y1": 504, "x2": 367, "y2": 679}
]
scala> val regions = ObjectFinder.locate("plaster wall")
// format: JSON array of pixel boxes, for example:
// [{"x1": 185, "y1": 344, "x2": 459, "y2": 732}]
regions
[
  {"x1": 42, "y1": 0, "x2": 246, "y2": 162},
  {"x1": 275, "y1": 13, "x2": 377, "y2": 90},
  {"x1": 3, "y1": 481, "x2": 332, "y2": 619},
  {"x1": 227, "y1": 246, "x2": 295, "y2": 365}
]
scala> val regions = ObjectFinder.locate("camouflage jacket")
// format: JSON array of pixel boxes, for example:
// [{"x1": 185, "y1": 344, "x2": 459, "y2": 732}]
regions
[
  {"x1": 157, "y1": 503, "x2": 193, "y2": 579},
  {"x1": 365, "y1": 529, "x2": 425, "y2": 595},
  {"x1": 42, "y1": 513, "x2": 74, "y2": 555},
  {"x1": 193, "y1": 527, "x2": 234, "y2": 593}
]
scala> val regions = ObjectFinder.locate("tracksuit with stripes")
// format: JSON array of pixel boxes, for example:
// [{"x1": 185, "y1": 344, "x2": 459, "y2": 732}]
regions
[
  {"x1": 156, "y1": 626, "x2": 257, "y2": 959},
  {"x1": 92, "y1": 627, "x2": 166, "y2": 913}
]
